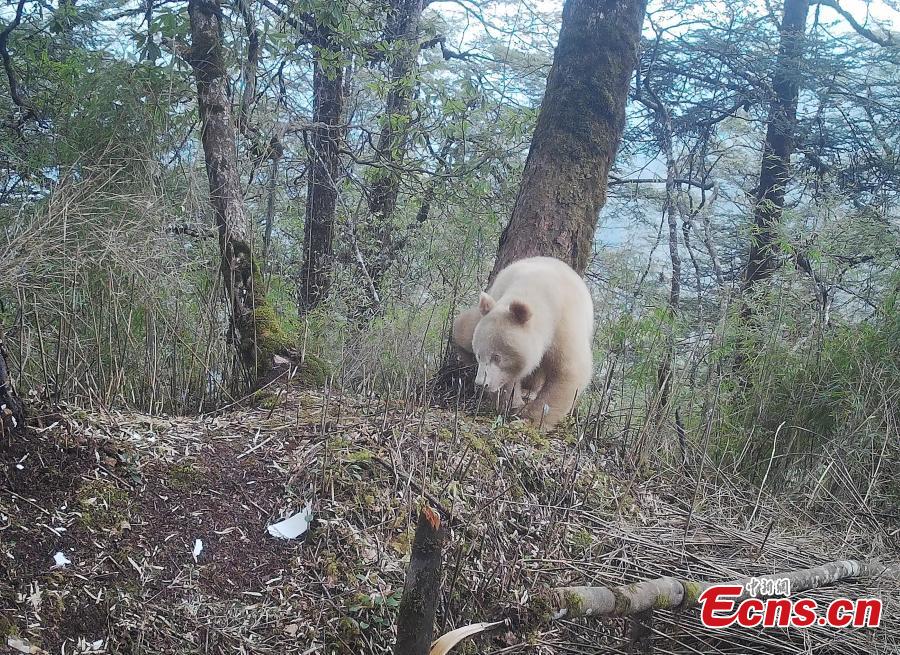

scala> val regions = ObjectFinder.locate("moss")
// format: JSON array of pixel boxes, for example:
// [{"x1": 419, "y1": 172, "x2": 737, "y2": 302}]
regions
[
  {"x1": 568, "y1": 527, "x2": 593, "y2": 551},
  {"x1": 515, "y1": 588, "x2": 559, "y2": 634},
  {"x1": 345, "y1": 448, "x2": 373, "y2": 464},
  {"x1": 0, "y1": 615, "x2": 17, "y2": 637},
  {"x1": 681, "y1": 580, "x2": 705, "y2": 606},
  {"x1": 496, "y1": 421, "x2": 550, "y2": 451},
  {"x1": 563, "y1": 590, "x2": 585, "y2": 616},
  {"x1": 248, "y1": 303, "x2": 293, "y2": 375},
  {"x1": 250, "y1": 389, "x2": 279, "y2": 408},
  {"x1": 461, "y1": 429, "x2": 497, "y2": 463},
  {"x1": 337, "y1": 616, "x2": 361, "y2": 638},
  {"x1": 554, "y1": 416, "x2": 579, "y2": 443},
  {"x1": 612, "y1": 587, "x2": 636, "y2": 615},
  {"x1": 167, "y1": 460, "x2": 205, "y2": 490},
  {"x1": 390, "y1": 527, "x2": 414, "y2": 555},
  {"x1": 77, "y1": 479, "x2": 130, "y2": 530},
  {"x1": 322, "y1": 551, "x2": 341, "y2": 580},
  {"x1": 47, "y1": 593, "x2": 66, "y2": 621},
  {"x1": 293, "y1": 352, "x2": 330, "y2": 388},
  {"x1": 330, "y1": 435, "x2": 351, "y2": 450}
]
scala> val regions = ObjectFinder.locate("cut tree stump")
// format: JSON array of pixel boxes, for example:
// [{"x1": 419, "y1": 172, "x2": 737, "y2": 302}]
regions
[{"x1": 394, "y1": 505, "x2": 445, "y2": 655}]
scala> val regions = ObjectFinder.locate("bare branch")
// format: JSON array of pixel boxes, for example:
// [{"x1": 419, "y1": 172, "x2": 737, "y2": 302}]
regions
[
  {"x1": 609, "y1": 175, "x2": 715, "y2": 190},
  {"x1": 159, "y1": 35, "x2": 193, "y2": 61},
  {"x1": 814, "y1": 0, "x2": 896, "y2": 46},
  {"x1": 0, "y1": 0, "x2": 38, "y2": 123}
]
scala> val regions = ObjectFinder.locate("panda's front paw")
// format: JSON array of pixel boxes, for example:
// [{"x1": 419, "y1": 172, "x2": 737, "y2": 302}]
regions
[{"x1": 521, "y1": 400, "x2": 549, "y2": 423}]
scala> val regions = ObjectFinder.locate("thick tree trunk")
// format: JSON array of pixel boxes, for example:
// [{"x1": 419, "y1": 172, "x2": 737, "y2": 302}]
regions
[
  {"x1": 298, "y1": 44, "x2": 345, "y2": 312},
  {"x1": 742, "y1": 0, "x2": 810, "y2": 293},
  {"x1": 432, "y1": 0, "x2": 645, "y2": 399},
  {"x1": 189, "y1": 0, "x2": 286, "y2": 381},
  {"x1": 365, "y1": 0, "x2": 425, "y2": 294},
  {"x1": 490, "y1": 0, "x2": 647, "y2": 281}
]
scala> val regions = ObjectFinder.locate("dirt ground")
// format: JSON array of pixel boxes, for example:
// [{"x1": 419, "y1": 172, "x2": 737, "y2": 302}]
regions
[{"x1": 2, "y1": 388, "x2": 898, "y2": 654}]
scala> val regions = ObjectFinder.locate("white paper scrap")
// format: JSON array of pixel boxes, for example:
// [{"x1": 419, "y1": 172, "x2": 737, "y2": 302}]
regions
[
  {"x1": 7, "y1": 636, "x2": 45, "y2": 653},
  {"x1": 266, "y1": 503, "x2": 313, "y2": 540},
  {"x1": 52, "y1": 552, "x2": 71, "y2": 568},
  {"x1": 192, "y1": 539, "x2": 203, "y2": 561}
]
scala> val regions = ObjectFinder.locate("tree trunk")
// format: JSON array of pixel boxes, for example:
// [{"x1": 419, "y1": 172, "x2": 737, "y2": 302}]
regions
[
  {"x1": 636, "y1": 83, "x2": 680, "y2": 419},
  {"x1": 298, "y1": 39, "x2": 345, "y2": 313},
  {"x1": 490, "y1": 0, "x2": 647, "y2": 281},
  {"x1": 188, "y1": 0, "x2": 286, "y2": 381},
  {"x1": 431, "y1": 0, "x2": 645, "y2": 399},
  {"x1": 0, "y1": 333, "x2": 24, "y2": 444},
  {"x1": 655, "y1": 132, "x2": 679, "y2": 419},
  {"x1": 365, "y1": 0, "x2": 425, "y2": 295},
  {"x1": 742, "y1": 0, "x2": 811, "y2": 294}
]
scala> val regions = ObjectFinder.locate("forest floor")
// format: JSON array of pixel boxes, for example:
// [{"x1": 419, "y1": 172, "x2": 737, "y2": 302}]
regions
[{"x1": 1, "y1": 385, "x2": 898, "y2": 654}]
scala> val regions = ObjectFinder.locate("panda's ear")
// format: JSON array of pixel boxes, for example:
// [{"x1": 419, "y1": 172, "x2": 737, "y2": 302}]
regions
[
  {"x1": 509, "y1": 300, "x2": 531, "y2": 324},
  {"x1": 479, "y1": 292, "x2": 496, "y2": 315}
]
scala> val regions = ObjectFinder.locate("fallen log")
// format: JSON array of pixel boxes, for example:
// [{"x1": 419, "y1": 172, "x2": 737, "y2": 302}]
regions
[
  {"x1": 429, "y1": 558, "x2": 900, "y2": 654},
  {"x1": 552, "y1": 559, "x2": 900, "y2": 619}
]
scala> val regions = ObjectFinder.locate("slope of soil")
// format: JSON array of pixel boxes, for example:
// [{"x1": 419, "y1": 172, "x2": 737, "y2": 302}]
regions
[{"x1": 1, "y1": 388, "x2": 897, "y2": 654}]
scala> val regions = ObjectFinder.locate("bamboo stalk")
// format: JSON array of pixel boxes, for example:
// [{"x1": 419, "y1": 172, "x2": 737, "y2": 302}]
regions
[
  {"x1": 553, "y1": 559, "x2": 900, "y2": 619},
  {"x1": 394, "y1": 505, "x2": 445, "y2": 655}
]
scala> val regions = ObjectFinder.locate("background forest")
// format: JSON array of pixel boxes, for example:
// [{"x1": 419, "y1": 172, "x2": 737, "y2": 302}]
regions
[
  {"x1": 0, "y1": 0, "x2": 899, "y2": 651},
  {"x1": 3, "y1": 0, "x2": 897, "y2": 504}
]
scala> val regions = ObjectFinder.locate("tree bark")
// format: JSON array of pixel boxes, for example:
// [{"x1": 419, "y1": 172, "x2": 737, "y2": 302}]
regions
[
  {"x1": 365, "y1": 0, "x2": 425, "y2": 295},
  {"x1": 0, "y1": 333, "x2": 24, "y2": 444},
  {"x1": 742, "y1": 0, "x2": 811, "y2": 294},
  {"x1": 432, "y1": 0, "x2": 645, "y2": 399},
  {"x1": 636, "y1": 82, "x2": 680, "y2": 418},
  {"x1": 298, "y1": 33, "x2": 345, "y2": 312},
  {"x1": 393, "y1": 505, "x2": 445, "y2": 655},
  {"x1": 489, "y1": 0, "x2": 647, "y2": 280},
  {"x1": 189, "y1": 0, "x2": 286, "y2": 381}
]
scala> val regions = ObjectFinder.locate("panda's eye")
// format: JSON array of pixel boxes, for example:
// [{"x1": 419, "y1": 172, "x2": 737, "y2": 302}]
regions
[{"x1": 491, "y1": 353, "x2": 501, "y2": 364}]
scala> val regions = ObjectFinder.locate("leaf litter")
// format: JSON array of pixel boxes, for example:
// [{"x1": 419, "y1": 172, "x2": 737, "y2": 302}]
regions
[{"x1": 0, "y1": 387, "x2": 897, "y2": 654}]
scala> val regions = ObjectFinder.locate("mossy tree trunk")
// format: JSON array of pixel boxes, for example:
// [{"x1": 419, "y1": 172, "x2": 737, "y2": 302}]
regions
[
  {"x1": 188, "y1": 0, "x2": 286, "y2": 381},
  {"x1": 489, "y1": 0, "x2": 647, "y2": 281},
  {"x1": 298, "y1": 19, "x2": 346, "y2": 313},
  {"x1": 432, "y1": 0, "x2": 646, "y2": 398},
  {"x1": 742, "y1": 0, "x2": 811, "y2": 300}
]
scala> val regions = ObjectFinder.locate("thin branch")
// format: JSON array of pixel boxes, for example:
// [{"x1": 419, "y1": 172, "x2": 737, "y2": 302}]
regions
[
  {"x1": 609, "y1": 175, "x2": 715, "y2": 191},
  {"x1": 255, "y1": 0, "x2": 319, "y2": 42},
  {"x1": 0, "y1": 0, "x2": 37, "y2": 123},
  {"x1": 420, "y1": 34, "x2": 493, "y2": 61},
  {"x1": 814, "y1": 0, "x2": 896, "y2": 46},
  {"x1": 159, "y1": 35, "x2": 193, "y2": 61}
]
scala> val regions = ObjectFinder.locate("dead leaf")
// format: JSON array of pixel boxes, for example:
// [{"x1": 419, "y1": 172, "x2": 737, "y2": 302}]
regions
[{"x1": 430, "y1": 620, "x2": 505, "y2": 655}]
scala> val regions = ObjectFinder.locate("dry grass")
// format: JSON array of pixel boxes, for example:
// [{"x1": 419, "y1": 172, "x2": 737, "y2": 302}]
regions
[
  {"x1": 1, "y1": 162, "x2": 239, "y2": 413},
  {"x1": 2, "y1": 383, "x2": 897, "y2": 654}
]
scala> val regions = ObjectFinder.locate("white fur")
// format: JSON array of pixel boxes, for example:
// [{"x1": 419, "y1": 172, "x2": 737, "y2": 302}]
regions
[{"x1": 463, "y1": 256, "x2": 594, "y2": 431}]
